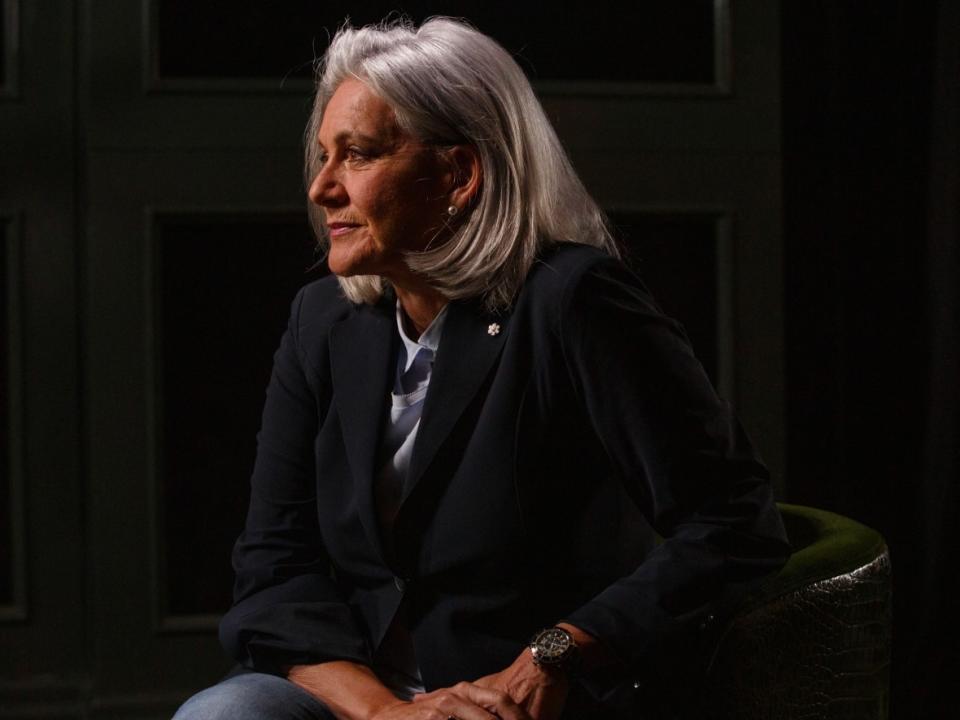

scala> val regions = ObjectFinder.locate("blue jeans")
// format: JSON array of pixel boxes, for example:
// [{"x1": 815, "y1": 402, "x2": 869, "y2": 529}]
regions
[{"x1": 172, "y1": 670, "x2": 336, "y2": 720}]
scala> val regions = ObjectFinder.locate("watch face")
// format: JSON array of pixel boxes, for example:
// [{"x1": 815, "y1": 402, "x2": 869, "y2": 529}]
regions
[{"x1": 532, "y1": 627, "x2": 573, "y2": 664}]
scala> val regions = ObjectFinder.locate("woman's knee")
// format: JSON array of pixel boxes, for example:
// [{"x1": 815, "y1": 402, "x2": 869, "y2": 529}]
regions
[{"x1": 172, "y1": 672, "x2": 333, "y2": 720}]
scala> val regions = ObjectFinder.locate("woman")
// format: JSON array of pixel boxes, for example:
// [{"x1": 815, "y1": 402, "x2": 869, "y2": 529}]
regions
[{"x1": 175, "y1": 16, "x2": 789, "y2": 720}]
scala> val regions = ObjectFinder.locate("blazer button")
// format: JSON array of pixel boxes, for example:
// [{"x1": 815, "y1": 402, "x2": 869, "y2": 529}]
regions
[{"x1": 394, "y1": 577, "x2": 407, "y2": 593}]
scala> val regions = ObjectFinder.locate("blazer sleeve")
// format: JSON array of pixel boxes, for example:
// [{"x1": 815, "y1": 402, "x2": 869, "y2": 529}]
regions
[
  {"x1": 557, "y1": 256, "x2": 790, "y2": 682},
  {"x1": 218, "y1": 287, "x2": 371, "y2": 673}
]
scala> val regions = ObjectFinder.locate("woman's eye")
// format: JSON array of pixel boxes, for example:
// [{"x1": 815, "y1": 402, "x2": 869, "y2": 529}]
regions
[{"x1": 346, "y1": 147, "x2": 371, "y2": 161}]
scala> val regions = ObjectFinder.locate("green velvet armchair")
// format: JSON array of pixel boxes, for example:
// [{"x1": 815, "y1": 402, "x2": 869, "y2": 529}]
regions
[{"x1": 703, "y1": 504, "x2": 892, "y2": 719}]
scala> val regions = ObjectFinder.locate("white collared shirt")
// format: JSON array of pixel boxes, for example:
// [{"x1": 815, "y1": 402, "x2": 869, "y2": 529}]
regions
[{"x1": 374, "y1": 302, "x2": 448, "y2": 532}]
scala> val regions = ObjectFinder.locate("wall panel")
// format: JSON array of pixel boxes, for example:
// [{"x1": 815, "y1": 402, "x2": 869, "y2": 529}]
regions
[
  {"x1": 612, "y1": 211, "x2": 734, "y2": 397},
  {"x1": 148, "y1": 213, "x2": 322, "y2": 628},
  {"x1": 83, "y1": 142, "x2": 307, "y2": 706}
]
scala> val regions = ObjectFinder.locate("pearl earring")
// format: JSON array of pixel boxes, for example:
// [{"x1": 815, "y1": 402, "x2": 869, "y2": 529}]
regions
[{"x1": 447, "y1": 205, "x2": 459, "y2": 217}]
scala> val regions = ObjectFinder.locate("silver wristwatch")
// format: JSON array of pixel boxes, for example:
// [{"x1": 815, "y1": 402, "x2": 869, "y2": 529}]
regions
[{"x1": 529, "y1": 626, "x2": 580, "y2": 673}]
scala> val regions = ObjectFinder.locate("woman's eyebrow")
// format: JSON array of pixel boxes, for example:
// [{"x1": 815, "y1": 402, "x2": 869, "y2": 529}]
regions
[{"x1": 320, "y1": 131, "x2": 382, "y2": 148}]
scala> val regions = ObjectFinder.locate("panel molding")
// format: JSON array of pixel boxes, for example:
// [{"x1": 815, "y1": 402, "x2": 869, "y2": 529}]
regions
[
  {"x1": 1, "y1": 0, "x2": 20, "y2": 98},
  {"x1": 0, "y1": 211, "x2": 27, "y2": 623},
  {"x1": 536, "y1": 0, "x2": 731, "y2": 98},
  {"x1": 605, "y1": 205, "x2": 736, "y2": 401},
  {"x1": 140, "y1": 0, "x2": 731, "y2": 98},
  {"x1": 144, "y1": 206, "x2": 306, "y2": 635},
  {"x1": 141, "y1": 0, "x2": 314, "y2": 96},
  {"x1": 144, "y1": 206, "x2": 170, "y2": 634}
]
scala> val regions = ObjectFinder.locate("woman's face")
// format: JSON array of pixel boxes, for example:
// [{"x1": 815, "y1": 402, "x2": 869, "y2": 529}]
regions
[{"x1": 308, "y1": 78, "x2": 452, "y2": 281}]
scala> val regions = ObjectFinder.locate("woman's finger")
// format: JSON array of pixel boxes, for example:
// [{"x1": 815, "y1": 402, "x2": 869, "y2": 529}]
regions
[
  {"x1": 432, "y1": 692, "x2": 498, "y2": 720},
  {"x1": 407, "y1": 689, "x2": 497, "y2": 720},
  {"x1": 417, "y1": 683, "x2": 532, "y2": 720}
]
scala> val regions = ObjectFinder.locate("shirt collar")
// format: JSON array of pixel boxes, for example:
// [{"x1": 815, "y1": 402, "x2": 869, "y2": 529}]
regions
[{"x1": 395, "y1": 301, "x2": 448, "y2": 373}]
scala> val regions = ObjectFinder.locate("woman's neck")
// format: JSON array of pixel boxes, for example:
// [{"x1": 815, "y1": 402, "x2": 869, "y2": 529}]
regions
[{"x1": 393, "y1": 283, "x2": 448, "y2": 340}]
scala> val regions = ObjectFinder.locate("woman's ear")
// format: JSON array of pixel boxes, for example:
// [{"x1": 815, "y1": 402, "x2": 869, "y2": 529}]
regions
[{"x1": 446, "y1": 145, "x2": 483, "y2": 210}]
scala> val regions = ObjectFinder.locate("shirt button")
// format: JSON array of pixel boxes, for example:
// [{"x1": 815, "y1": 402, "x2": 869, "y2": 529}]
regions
[{"x1": 394, "y1": 577, "x2": 407, "y2": 592}]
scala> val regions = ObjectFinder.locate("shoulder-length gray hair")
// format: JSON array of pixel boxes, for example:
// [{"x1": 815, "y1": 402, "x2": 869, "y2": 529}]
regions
[{"x1": 305, "y1": 16, "x2": 619, "y2": 311}]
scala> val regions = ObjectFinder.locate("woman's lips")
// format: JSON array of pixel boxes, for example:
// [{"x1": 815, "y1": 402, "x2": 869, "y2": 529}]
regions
[{"x1": 327, "y1": 222, "x2": 361, "y2": 237}]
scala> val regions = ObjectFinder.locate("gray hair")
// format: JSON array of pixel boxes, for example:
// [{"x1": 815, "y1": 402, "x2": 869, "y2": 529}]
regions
[{"x1": 305, "y1": 16, "x2": 619, "y2": 311}]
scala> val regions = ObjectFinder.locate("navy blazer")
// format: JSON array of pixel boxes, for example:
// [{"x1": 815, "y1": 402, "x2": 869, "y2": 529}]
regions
[{"x1": 219, "y1": 244, "x2": 789, "y2": 715}]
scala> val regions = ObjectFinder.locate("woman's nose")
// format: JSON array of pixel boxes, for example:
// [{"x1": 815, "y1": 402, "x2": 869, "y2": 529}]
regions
[{"x1": 308, "y1": 166, "x2": 347, "y2": 208}]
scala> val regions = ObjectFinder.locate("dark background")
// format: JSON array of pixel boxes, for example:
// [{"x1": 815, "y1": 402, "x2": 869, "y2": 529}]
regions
[
  {"x1": 782, "y1": 3, "x2": 959, "y2": 716},
  {"x1": 0, "y1": 1, "x2": 957, "y2": 718}
]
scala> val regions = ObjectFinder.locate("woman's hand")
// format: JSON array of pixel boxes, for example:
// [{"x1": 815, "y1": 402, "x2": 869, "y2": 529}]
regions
[
  {"x1": 469, "y1": 651, "x2": 568, "y2": 720},
  {"x1": 463, "y1": 624, "x2": 604, "y2": 720},
  {"x1": 403, "y1": 683, "x2": 532, "y2": 720},
  {"x1": 288, "y1": 660, "x2": 530, "y2": 720}
]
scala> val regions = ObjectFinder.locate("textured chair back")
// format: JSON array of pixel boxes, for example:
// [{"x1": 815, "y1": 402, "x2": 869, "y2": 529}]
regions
[{"x1": 703, "y1": 504, "x2": 891, "y2": 719}]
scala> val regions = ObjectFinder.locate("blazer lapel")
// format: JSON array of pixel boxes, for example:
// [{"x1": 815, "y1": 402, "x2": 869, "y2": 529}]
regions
[
  {"x1": 401, "y1": 299, "x2": 510, "y2": 504},
  {"x1": 329, "y1": 300, "x2": 396, "y2": 564}
]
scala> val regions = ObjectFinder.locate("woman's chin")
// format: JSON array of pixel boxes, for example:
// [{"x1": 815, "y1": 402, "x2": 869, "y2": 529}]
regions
[
  {"x1": 327, "y1": 247, "x2": 403, "y2": 280},
  {"x1": 328, "y1": 264, "x2": 363, "y2": 278},
  {"x1": 327, "y1": 251, "x2": 373, "y2": 278}
]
